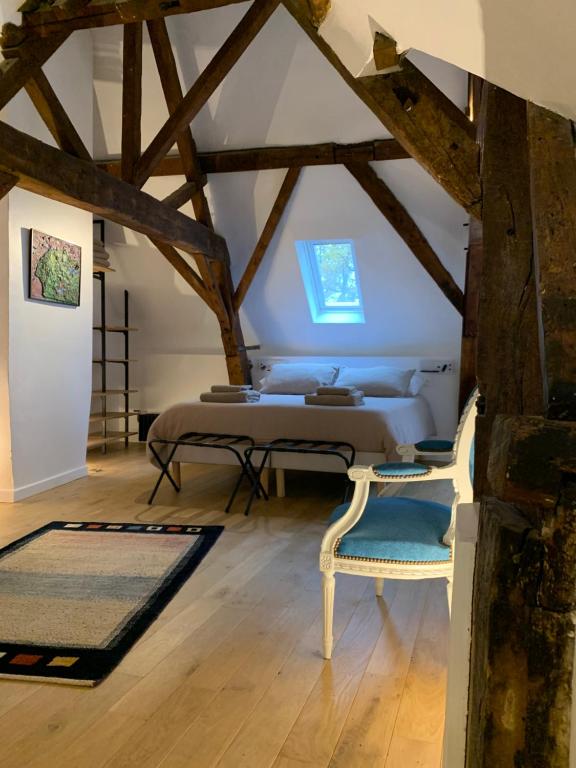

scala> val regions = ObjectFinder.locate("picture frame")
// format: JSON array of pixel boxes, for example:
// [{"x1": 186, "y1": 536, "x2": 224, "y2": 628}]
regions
[{"x1": 29, "y1": 228, "x2": 81, "y2": 307}]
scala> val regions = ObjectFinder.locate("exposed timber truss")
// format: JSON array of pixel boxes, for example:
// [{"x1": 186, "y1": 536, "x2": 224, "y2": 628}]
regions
[
  {"x1": 0, "y1": 0, "x2": 475, "y2": 387},
  {"x1": 2, "y1": 3, "x2": 576, "y2": 766}
]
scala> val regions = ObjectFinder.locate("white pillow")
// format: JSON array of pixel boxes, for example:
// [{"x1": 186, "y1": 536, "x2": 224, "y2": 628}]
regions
[
  {"x1": 335, "y1": 366, "x2": 415, "y2": 397},
  {"x1": 408, "y1": 372, "x2": 428, "y2": 396},
  {"x1": 260, "y1": 363, "x2": 338, "y2": 394}
]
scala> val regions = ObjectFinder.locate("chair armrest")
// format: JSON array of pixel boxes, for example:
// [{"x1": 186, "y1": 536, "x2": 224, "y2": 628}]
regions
[
  {"x1": 320, "y1": 475, "x2": 371, "y2": 567},
  {"x1": 347, "y1": 463, "x2": 458, "y2": 484}
]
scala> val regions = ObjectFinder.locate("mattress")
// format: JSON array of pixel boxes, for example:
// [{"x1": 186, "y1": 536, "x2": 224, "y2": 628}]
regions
[{"x1": 147, "y1": 394, "x2": 436, "y2": 465}]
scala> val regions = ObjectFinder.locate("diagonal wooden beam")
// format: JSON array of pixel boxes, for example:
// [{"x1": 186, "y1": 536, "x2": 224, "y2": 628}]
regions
[
  {"x1": 162, "y1": 178, "x2": 208, "y2": 210},
  {"x1": 282, "y1": 0, "x2": 481, "y2": 218},
  {"x1": 0, "y1": 118, "x2": 225, "y2": 260},
  {"x1": 24, "y1": 69, "x2": 92, "y2": 161},
  {"x1": 0, "y1": 32, "x2": 68, "y2": 110},
  {"x1": 345, "y1": 161, "x2": 464, "y2": 313},
  {"x1": 149, "y1": 238, "x2": 216, "y2": 310},
  {"x1": 121, "y1": 22, "x2": 143, "y2": 182},
  {"x1": 147, "y1": 16, "x2": 213, "y2": 227},
  {"x1": 234, "y1": 166, "x2": 301, "y2": 311},
  {"x1": 134, "y1": 0, "x2": 280, "y2": 187}
]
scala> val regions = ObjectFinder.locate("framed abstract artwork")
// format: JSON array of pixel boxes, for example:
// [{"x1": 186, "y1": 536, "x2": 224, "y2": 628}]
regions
[{"x1": 29, "y1": 229, "x2": 81, "y2": 307}]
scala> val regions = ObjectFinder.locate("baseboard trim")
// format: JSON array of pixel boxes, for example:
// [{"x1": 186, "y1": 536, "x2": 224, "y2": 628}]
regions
[{"x1": 0, "y1": 465, "x2": 87, "y2": 503}]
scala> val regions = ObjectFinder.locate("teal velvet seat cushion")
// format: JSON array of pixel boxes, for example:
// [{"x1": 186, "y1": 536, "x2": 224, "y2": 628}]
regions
[
  {"x1": 414, "y1": 439, "x2": 454, "y2": 452},
  {"x1": 372, "y1": 462, "x2": 431, "y2": 478},
  {"x1": 329, "y1": 497, "x2": 451, "y2": 563}
]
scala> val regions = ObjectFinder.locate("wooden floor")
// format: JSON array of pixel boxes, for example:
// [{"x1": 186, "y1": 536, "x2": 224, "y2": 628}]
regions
[{"x1": 0, "y1": 446, "x2": 450, "y2": 768}]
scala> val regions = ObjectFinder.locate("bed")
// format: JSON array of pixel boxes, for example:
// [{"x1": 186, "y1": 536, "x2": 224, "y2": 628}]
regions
[{"x1": 146, "y1": 356, "x2": 457, "y2": 494}]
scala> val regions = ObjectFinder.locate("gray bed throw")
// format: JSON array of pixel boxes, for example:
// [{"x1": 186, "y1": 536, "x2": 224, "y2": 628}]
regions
[
  {"x1": 200, "y1": 391, "x2": 261, "y2": 403},
  {"x1": 211, "y1": 384, "x2": 253, "y2": 392}
]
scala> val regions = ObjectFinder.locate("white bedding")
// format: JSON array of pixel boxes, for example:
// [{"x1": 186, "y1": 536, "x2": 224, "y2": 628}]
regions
[{"x1": 147, "y1": 394, "x2": 436, "y2": 465}]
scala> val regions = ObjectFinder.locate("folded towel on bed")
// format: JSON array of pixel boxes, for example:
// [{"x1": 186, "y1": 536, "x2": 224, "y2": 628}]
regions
[
  {"x1": 211, "y1": 384, "x2": 253, "y2": 393},
  {"x1": 304, "y1": 392, "x2": 364, "y2": 406},
  {"x1": 316, "y1": 385, "x2": 359, "y2": 396},
  {"x1": 200, "y1": 391, "x2": 261, "y2": 403}
]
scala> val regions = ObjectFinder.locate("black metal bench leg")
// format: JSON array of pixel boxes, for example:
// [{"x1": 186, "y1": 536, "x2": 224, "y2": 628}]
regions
[
  {"x1": 148, "y1": 444, "x2": 180, "y2": 504},
  {"x1": 225, "y1": 462, "x2": 251, "y2": 514},
  {"x1": 243, "y1": 450, "x2": 271, "y2": 516}
]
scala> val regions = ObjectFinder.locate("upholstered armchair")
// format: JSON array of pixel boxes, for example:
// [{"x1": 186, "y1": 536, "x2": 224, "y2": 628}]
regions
[{"x1": 319, "y1": 391, "x2": 476, "y2": 659}]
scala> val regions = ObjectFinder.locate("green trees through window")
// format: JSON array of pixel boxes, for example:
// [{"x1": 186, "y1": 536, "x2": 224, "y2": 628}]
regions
[{"x1": 296, "y1": 239, "x2": 364, "y2": 324}]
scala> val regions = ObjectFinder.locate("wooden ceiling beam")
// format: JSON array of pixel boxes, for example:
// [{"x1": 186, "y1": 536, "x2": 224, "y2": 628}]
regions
[
  {"x1": 234, "y1": 165, "x2": 301, "y2": 310},
  {"x1": 24, "y1": 68, "x2": 92, "y2": 161},
  {"x1": 0, "y1": 118, "x2": 225, "y2": 260},
  {"x1": 345, "y1": 161, "x2": 464, "y2": 313},
  {"x1": 282, "y1": 0, "x2": 481, "y2": 218},
  {"x1": 134, "y1": 0, "x2": 280, "y2": 187},
  {"x1": 120, "y1": 22, "x2": 143, "y2": 183},
  {"x1": 10, "y1": 0, "x2": 249, "y2": 39},
  {"x1": 98, "y1": 139, "x2": 410, "y2": 177}
]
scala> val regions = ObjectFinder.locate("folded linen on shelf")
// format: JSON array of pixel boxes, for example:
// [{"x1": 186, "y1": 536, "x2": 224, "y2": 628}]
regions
[
  {"x1": 210, "y1": 384, "x2": 253, "y2": 393},
  {"x1": 316, "y1": 385, "x2": 358, "y2": 396},
  {"x1": 200, "y1": 391, "x2": 261, "y2": 403},
  {"x1": 304, "y1": 391, "x2": 364, "y2": 406}
]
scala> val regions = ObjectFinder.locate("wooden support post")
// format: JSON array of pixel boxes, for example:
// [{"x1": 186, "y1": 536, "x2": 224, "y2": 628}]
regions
[
  {"x1": 527, "y1": 103, "x2": 576, "y2": 421},
  {"x1": 474, "y1": 85, "x2": 544, "y2": 495},
  {"x1": 459, "y1": 217, "x2": 483, "y2": 411},
  {"x1": 234, "y1": 166, "x2": 301, "y2": 311},
  {"x1": 121, "y1": 22, "x2": 143, "y2": 183},
  {"x1": 466, "y1": 89, "x2": 576, "y2": 767},
  {"x1": 345, "y1": 161, "x2": 464, "y2": 313}
]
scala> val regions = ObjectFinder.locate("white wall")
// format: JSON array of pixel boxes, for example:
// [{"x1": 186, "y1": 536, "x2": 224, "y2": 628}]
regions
[
  {"x1": 0, "y1": 32, "x2": 94, "y2": 501},
  {"x1": 95, "y1": 4, "x2": 468, "y2": 412},
  {"x1": 323, "y1": 0, "x2": 576, "y2": 120}
]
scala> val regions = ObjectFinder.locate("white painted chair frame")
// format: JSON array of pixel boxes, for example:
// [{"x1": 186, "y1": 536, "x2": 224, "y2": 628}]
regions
[{"x1": 319, "y1": 392, "x2": 477, "y2": 660}]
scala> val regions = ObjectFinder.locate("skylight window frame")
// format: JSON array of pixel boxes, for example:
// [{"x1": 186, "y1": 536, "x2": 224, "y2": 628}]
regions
[{"x1": 296, "y1": 239, "x2": 365, "y2": 325}]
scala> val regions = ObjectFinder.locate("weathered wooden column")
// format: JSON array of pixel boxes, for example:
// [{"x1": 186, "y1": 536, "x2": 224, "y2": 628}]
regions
[{"x1": 466, "y1": 87, "x2": 576, "y2": 767}]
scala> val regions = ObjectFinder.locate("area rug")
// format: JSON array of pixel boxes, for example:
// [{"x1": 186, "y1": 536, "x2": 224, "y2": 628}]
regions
[{"x1": 0, "y1": 521, "x2": 223, "y2": 686}]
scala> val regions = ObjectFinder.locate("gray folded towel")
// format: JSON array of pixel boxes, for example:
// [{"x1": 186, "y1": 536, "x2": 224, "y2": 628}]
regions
[
  {"x1": 211, "y1": 384, "x2": 253, "y2": 393},
  {"x1": 316, "y1": 385, "x2": 359, "y2": 396},
  {"x1": 200, "y1": 391, "x2": 260, "y2": 403},
  {"x1": 305, "y1": 392, "x2": 364, "y2": 406}
]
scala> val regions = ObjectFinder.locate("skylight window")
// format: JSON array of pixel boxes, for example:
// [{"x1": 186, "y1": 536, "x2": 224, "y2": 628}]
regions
[{"x1": 296, "y1": 239, "x2": 365, "y2": 324}]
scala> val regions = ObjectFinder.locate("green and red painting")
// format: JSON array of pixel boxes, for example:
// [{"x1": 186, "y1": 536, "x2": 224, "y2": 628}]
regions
[{"x1": 30, "y1": 229, "x2": 81, "y2": 306}]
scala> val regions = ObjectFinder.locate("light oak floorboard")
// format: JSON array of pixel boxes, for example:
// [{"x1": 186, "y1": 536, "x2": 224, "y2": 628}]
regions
[{"x1": 0, "y1": 445, "x2": 449, "y2": 768}]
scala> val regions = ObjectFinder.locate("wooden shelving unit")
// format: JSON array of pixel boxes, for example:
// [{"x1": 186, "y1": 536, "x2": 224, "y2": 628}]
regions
[{"x1": 89, "y1": 263, "x2": 138, "y2": 452}]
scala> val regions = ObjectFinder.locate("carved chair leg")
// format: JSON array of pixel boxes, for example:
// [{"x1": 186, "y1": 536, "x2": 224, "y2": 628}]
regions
[
  {"x1": 322, "y1": 571, "x2": 335, "y2": 660},
  {"x1": 375, "y1": 577, "x2": 384, "y2": 597}
]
